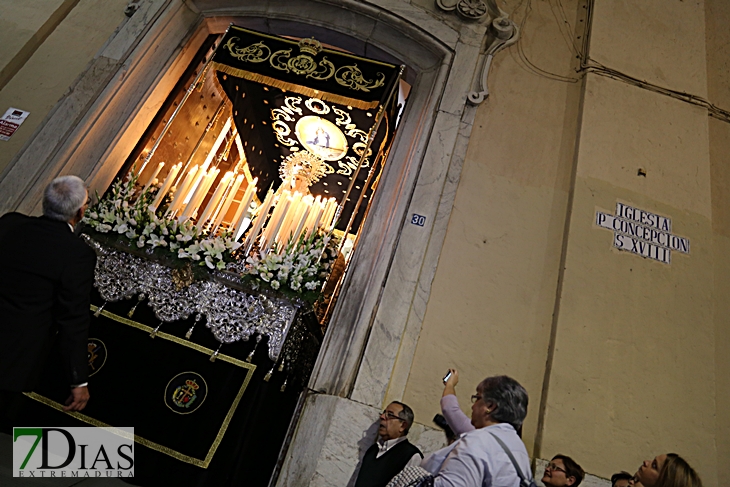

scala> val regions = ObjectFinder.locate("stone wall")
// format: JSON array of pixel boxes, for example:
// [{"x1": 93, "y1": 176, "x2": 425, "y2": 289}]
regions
[
  {"x1": 0, "y1": 0, "x2": 128, "y2": 174},
  {"x1": 404, "y1": 0, "x2": 728, "y2": 485},
  {"x1": 402, "y1": 0, "x2": 584, "y2": 459}
]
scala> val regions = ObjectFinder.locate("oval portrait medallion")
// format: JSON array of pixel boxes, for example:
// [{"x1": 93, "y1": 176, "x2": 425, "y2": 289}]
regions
[
  {"x1": 164, "y1": 372, "x2": 208, "y2": 415},
  {"x1": 295, "y1": 115, "x2": 348, "y2": 161},
  {"x1": 87, "y1": 338, "x2": 107, "y2": 377}
]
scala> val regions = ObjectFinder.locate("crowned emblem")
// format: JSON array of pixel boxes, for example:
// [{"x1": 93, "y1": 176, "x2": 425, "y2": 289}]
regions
[
  {"x1": 298, "y1": 37, "x2": 322, "y2": 56},
  {"x1": 165, "y1": 372, "x2": 208, "y2": 414},
  {"x1": 173, "y1": 379, "x2": 199, "y2": 408}
]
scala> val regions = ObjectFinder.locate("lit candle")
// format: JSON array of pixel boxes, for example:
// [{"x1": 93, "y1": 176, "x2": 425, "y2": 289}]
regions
[
  {"x1": 167, "y1": 165, "x2": 198, "y2": 215},
  {"x1": 276, "y1": 192, "x2": 303, "y2": 247},
  {"x1": 194, "y1": 169, "x2": 219, "y2": 214},
  {"x1": 242, "y1": 188, "x2": 272, "y2": 249},
  {"x1": 143, "y1": 162, "x2": 164, "y2": 193},
  {"x1": 196, "y1": 171, "x2": 233, "y2": 231},
  {"x1": 263, "y1": 195, "x2": 292, "y2": 253},
  {"x1": 150, "y1": 163, "x2": 181, "y2": 212},
  {"x1": 212, "y1": 174, "x2": 246, "y2": 233},
  {"x1": 303, "y1": 196, "x2": 324, "y2": 239},
  {"x1": 183, "y1": 166, "x2": 209, "y2": 205},
  {"x1": 321, "y1": 198, "x2": 337, "y2": 231},
  {"x1": 260, "y1": 190, "x2": 290, "y2": 248},
  {"x1": 181, "y1": 169, "x2": 218, "y2": 221},
  {"x1": 289, "y1": 195, "x2": 314, "y2": 246},
  {"x1": 233, "y1": 180, "x2": 259, "y2": 241}
]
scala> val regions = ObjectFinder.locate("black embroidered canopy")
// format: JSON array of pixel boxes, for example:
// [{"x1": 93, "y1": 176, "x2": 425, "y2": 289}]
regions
[
  {"x1": 211, "y1": 25, "x2": 401, "y2": 110},
  {"x1": 211, "y1": 26, "x2": 403, "y2": 232}
]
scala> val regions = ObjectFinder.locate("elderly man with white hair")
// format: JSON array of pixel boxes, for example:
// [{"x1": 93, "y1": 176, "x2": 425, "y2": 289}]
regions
[{"x1": 0, "y1": 175, "x2": 97, "y2": 428}]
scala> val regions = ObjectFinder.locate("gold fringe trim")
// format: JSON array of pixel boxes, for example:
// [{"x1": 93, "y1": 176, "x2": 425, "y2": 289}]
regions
[
  {"x1": 211, "y1": 62, "x2": 380, "y2": 110},
  {"x1": 23, "y1": 307, "x2": 257, "y2": 468},
  {"x1": 90, "y1": 305, "x2": 253, "y2": 370}
]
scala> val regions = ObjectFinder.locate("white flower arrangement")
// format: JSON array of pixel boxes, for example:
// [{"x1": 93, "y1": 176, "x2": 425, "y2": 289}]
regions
[
  {"x1": 242, "y1": 230, "x2": 339, "y2": 302},
  {"x1": 82, "y1": 175, "x2": 340, "y2": 303},
  {"x1": 82, "y1": 176, "x2": 240, "y2": 270}
]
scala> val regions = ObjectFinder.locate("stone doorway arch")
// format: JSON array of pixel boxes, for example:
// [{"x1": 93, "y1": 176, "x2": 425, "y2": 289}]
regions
[{"x1": 0, "y1": 0, "x2": 498, "y2": 484}]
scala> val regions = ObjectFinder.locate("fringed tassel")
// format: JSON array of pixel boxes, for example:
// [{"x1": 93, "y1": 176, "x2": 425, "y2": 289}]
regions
[
  {"x1": 209, "y1": 63, "x2": 379, "y2": 111},
  {"x1": 185, "y1": 313, "x2": 202, "y2": 340},
  {"x1": 280, "y1": 378, "x2": 288, "y2": 392},
  {"x1": 263, "y1": 366, "x2": 274, "y2": 382},
  {"x1": 210, "y1": 343, "x2": 223, "y2": 362},
  {"x1": 94, "y1": 302, "x2": 107, "y2": 318},
  {"x1": 127, "y1": 294, "x2": 144, "y2": 318},
  {"x1": 150, "y1": 322, "x2": 162, "y2": 338},
  {"x1": 245, "y1": 334, "x2": 262, "y2": 363}
]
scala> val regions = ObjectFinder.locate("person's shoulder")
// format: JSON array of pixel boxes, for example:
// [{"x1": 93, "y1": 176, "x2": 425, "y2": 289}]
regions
[
  {"x1": 396, "y1": 438, "x2": 423, "y2": 458},
  {"x1": 1, "y1": 212, "x2": 26, "y2": 219},
  {"x1": 465, "y1": 424, "x2": 520, "y2": 445},
  {"x1": 0, "y1": 212, "x2": 29, "y2": 226}
]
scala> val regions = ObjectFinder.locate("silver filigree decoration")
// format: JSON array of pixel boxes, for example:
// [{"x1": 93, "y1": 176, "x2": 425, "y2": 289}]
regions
[{"x1": 84, "y1": 236, "x2": 300, "y2": 361}]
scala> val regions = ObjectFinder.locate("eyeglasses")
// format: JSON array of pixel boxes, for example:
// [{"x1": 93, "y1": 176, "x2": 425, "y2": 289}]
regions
[
  {"x1": 380, "y1": 410, "x2": 404, "y2": 421},
  {"x1": 546, "y1": 462, "x2": 567, "y2": 474},
  {"x1": 470, "y1": 394, "x2": 482, "y2": 404}
]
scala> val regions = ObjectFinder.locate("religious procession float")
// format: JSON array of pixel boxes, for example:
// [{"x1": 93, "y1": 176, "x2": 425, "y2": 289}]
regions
[{"x1": 26, "y1": 25, "x2": 406, "y2": 485}]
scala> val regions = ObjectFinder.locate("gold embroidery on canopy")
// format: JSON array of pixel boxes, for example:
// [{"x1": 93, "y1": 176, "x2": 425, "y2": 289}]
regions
[
  {"x1": 24, "y1": 306, "x2": 256, "y2": 468},
  {"x1": 211, "y1": 62, "x2": 380, "y2": 110}
]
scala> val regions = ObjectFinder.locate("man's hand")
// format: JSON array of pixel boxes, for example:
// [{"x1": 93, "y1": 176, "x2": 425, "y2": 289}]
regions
[
  {"x1": 64, "y1": 386, "x2": 89, "y2": 411},
  {"x1": 442, "y1": 368, "x2": 459, "y2": 397}
]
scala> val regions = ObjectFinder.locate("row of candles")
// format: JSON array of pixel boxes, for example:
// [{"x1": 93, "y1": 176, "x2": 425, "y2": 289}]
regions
[
  {"x1": 139, "y1": 162, "x2": 338, "y2": 253},
  {"x1": 246, "y1": 189, "x2": 338, "y2": 254}
]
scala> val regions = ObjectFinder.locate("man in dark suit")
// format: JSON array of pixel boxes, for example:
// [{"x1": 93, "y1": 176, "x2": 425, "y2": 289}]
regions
[
  {"x1": 355, "y1": 401, "x2": 423, "y2": 487},
  {"x1": 0, "y1": 175, "x2": 97, "y2": 425}
]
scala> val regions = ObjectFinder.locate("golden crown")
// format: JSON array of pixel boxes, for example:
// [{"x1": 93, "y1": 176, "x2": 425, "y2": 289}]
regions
[
  {"x1": 298, "y1": 37, "x2": 322, "y2": 56},
  {"x1": 279, "y1": 150, "x2": 329, "y2": 188}
]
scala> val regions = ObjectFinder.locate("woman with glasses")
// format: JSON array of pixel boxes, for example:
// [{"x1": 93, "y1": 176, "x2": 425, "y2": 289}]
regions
[
  {"x1": 633, "y1": 453, "x2": 702, "y2": 487},
  {"x1": 541, "y1": 455, "x2": 584, "y2": 487}
]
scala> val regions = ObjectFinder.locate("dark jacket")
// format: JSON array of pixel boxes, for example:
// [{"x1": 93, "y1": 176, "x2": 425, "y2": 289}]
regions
[
  {"x1": 355, "y1": 439, "x2": 423, "y2": 487},
  {"x1": 0, "y1": 212, "x2": 97, "y2": 391}
]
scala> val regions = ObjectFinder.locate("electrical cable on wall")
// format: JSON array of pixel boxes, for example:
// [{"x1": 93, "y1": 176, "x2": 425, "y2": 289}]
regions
[{"x1": 507, "y1": 0, "x2": 730, "y2": 123}]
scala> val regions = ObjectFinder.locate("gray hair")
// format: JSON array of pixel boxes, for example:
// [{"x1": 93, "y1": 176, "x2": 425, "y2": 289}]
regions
[
  {"x1": 478, "y1": 375, "x2": 528, "y2": 430},
  {"x1": 43, "y1": 175, "x2": 87, "y2": 222},
  {"x1": 392, "y1": 401, "x2": 415, "y2": 435}
]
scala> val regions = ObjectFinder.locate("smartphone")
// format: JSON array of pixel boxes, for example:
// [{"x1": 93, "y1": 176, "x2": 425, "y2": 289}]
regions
[{"x1": 442, "y1": 370, "x2": 452, "y2": 384}]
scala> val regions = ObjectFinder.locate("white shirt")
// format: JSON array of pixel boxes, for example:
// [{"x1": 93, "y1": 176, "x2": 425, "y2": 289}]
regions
[
  {"x1": 425, "y1": 423, "x2": 531, "y2": 487},
  {"x1": 376, "y1": 436, "x2": 422, "y2": 468}
]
